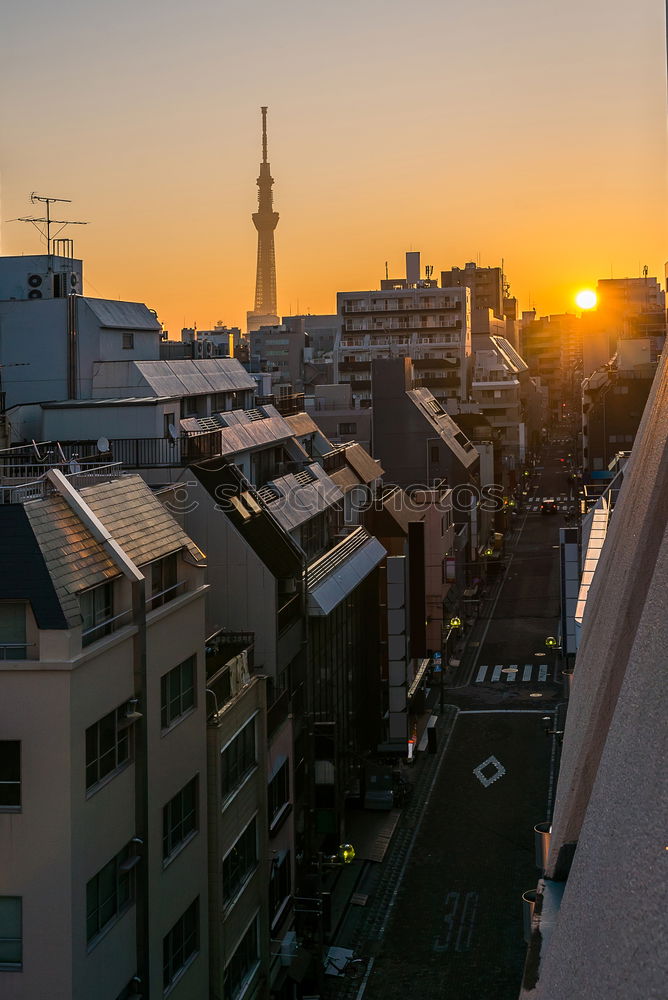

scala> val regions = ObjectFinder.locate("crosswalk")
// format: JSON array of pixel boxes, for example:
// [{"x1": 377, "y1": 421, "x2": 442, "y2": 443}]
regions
[
  {"x1": 523, "y1": 495, "x2": 571, "y2": 512},
  {"x1": 474, "y1": 662, "x2": 551, "y2": 684}
]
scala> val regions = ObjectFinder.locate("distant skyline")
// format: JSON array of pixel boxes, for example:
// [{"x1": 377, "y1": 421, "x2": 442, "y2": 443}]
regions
[{"x1": 1, "y1": 0, "x2": 666, "y2": 336}]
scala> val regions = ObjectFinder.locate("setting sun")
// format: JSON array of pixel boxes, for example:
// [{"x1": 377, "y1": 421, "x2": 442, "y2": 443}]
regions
[{"x1": 575, "y1": 289, "x2": 598, "y2": 310}]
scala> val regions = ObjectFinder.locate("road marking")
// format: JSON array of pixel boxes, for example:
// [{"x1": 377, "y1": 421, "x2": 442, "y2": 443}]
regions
[
  {"x1": 460, "y1": 709, "x2": 551, "y2": 714},
  {"x1": 538, "y1": 664, "x2": 548, "y2": 682},
  {"x1": 505, "y1": 665, "x2": 518, "y2": 681},
  {"x1": 432, "y1": 892, "x2": 479, "y2": 953},
  {"x1": 491, "y1": 664, "x2": 503, "y2": 682},
  {"x1": 522, "y1": 664, "x2": 533, "y2": 681},
  {"x1": 475, "y1": 664, "x2": 488, "y2": 683},
  {"x1": 473, "y1": 755, "x2": 506, "y2": 787}
]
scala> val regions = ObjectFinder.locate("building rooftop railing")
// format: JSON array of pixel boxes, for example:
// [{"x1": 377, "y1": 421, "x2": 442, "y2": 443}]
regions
[{"x1": 0, "y1": 462, "x2": 124, "y2": 504}]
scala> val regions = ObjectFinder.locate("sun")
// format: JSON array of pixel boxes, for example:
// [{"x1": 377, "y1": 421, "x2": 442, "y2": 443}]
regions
[{"x1": 575, "y1": 289, "x2": 597, "y2": 310}]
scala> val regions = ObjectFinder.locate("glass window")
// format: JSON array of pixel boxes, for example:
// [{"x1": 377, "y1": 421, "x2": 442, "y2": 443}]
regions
[
  {"x1": 163, "y1": 899, "x2": 199, "y2": 990},
  {"x1": 0, "y1": 742, "x2": 20, "y2": 810},
  {"x1": 85, "y1": 705, "x2": 131, "y2": 791},
  {"x1": 0, "y1": 603, "x2": 26, "y2": 660},
  {"x1": 160, "y1": 656, "x2": 196, "y2": 730},
  {"x1": 122, "y1": 332, "x2": 134, "y2": 350},
  {"x1": 80, "y1": 583, "x2": 114, "y2": 647},
  {"x1": 0, "y1": 897, "x2": 22, "y2": 968},
  {"x1": 221, "y1": 718, "x2": 256, "y2": 800},
  {"x1": 223, "y1": 817, "x2": 257, "y2": 904},
  {"x1": 270, "y1": 850, "x2": 291, "y2": 926},
  {"x1": 268, "y1": 761, "x2": 289, "y2": 830},
  {"x1": 163, "y1": 776, "x2": 198, "y2": 861},
  {"x1": 223, "y1": 917, "x2": 259, "y2": 1000},
  {"x1": 148, "y1": 553, "x2": 179, "y2": 611},
  {"x1": 86, "y1": 845, "x2": 134, "y2": 944}
]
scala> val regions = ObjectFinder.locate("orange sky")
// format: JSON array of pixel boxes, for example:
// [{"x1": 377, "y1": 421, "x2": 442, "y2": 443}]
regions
[{"x1": 1, "y1": 0, "x2": 666, "y2": 336}]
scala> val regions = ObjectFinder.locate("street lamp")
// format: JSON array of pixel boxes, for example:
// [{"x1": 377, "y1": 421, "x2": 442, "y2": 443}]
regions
[{"x1": 439, "y1": 616, "x2": 463, "y2": 712}]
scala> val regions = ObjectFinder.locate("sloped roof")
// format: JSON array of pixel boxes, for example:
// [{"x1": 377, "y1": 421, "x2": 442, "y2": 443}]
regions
[
  {"x1": 489, "y1": 335, "x2": 528, "y2": 374},
  {"x1": 134, "y1": 359, "x2": 256, "y2": 397},
  {"x1": 180, "y1": 410, "x2": 296, "y2": 456},
  {"x1": 83, "y1": 298, "x2": 162, "y2": 331},
  {"x1": 24, "y1": 475, "x2": 205, "y2": 627},
  {"x1": 407, "y1": 389, "x2": 479, "y2": 470},
  {"x1": 259, "y1": 463, "x2": 343, "y2": 532},
  {"x1": 0, "y1": 505, "x2": 68, "y2": 630},
  {"x1": 343, "y1": 443, "x2": 383, "y2": 484}
]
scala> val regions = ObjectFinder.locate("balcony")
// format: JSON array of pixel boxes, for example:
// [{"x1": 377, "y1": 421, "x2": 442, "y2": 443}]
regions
[
  {"x1": 255, "y1": 393, "x2": 305, "y2": 417},
  {"x1": 338, "y1": 361, "x2": 370, "y2": 373}
]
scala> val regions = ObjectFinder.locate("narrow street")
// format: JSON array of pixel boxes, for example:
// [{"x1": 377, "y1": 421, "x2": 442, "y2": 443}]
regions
[{"x1": 328, "y1": 443, "x2": 571, "y2": 1000}]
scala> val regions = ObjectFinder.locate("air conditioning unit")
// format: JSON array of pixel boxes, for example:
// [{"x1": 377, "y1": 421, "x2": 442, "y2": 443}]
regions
[
  {"x1": 193, "y1": 340, "x2": 205, "y2": 359},
  {"x1": 28, "y1": 289, "x2": 43, "y2": 300},
  {"x1": 27, "y1": 273, "x2": 46, "y2": 299},
  {"x1": 204, "y1": 340, "x2": 214, "y2": 357}
]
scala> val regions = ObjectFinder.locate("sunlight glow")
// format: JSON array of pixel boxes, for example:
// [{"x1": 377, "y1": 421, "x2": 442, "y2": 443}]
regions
[{"x1": 575, "y1": 289, "x2": 597, "y2": 310}]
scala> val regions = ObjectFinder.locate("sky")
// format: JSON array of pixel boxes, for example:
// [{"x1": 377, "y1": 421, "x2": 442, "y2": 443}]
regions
[{"x1": 1, "y1": 0, "x2": 666, "y2": 336}]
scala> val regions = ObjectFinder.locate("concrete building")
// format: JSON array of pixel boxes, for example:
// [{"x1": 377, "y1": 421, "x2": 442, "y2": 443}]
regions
[
  {"x1": 370, "y1": 358, "x2": 481, "y2": 578},
  {"x1": 519, "y1": 345, "x2": 668, "y2": 1000},
  {"x1": 471, "y1": 336, "x2": 529, "y2": 480},
  {"x1": 581, "y1": 340, "x2": 658, "y2": 478},
  {"x1": 440, "y1": 262, "x2": 505, "y2": 318},
  {"x1": 520, "y1": 312, "x2": 582, "y2": 427},
  {"x1": 335, "y1": 252, "x2": 472, "y2": 413},
  {"x1": 0, "y1": 471, "x2": 209, "y2": 1000},
  {"x1": 249, "y1": 323, "x2": 305, "y2": 389}
]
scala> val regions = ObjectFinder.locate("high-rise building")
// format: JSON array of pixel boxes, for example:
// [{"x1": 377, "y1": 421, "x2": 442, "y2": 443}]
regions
[
  {"x1": 247, "y1": 107, "x2": 280, "y2": 333},
  {"x1": 440, "y1": 262, "x2": 505, "y2": 319}
]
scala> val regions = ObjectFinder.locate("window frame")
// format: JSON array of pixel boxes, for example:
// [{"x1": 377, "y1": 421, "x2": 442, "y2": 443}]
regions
[
  {"x1": 0, "y1": 896, "x2": 22, "y2": 970},
  {"x1": 85, "y1": 705, "x2": 132, "y2": 793},
  {"x1": 163, "y1": 898, "x2": 199, "y2": 993},
  {"x1": 160, "y1": 656, "x2": 196, "y2": 732},
  {"x1": 223, "y1": 914, "x2": 260, "y2": 1000},
  {"x1": 86, "y1": 845, "x2": 135, "y2": 947},
  {"x1": 162, "y1": 775, "x2": 199, "y2": 863},
  {"x1": 122, "y1": 332, "x2": 134, "y2": 350},
  {"x1": 220, "y1": 716, "x2": 257, "y2": 802},
  {"x1": 0, "y1": 741, "x2": 20, "y2": 811},
  {"x1": 147, "y1": 552, "x2": 180, "y2": 612},
  {"x1": 80, "y1": 582, "x2": 114, "y2": 647},
  {"x1": 222, "y1": 815, "x2": 258, "y2": 906},
  {"x1": 0, "y1": 602, "x2": 27, "y2": 661}
]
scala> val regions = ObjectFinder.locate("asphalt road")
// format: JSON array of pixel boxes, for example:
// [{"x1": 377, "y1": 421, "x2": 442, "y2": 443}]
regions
[{"x1": 360, "y1": 443, "x2": 570, "y2": 1000}]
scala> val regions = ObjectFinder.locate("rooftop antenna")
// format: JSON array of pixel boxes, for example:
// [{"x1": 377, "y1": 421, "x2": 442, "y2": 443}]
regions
[
  {"x1": 17, "y1": 193, "x2": 87, "y2": 254},
  {"x1": 385, "y1": 261, "x2": 389, "y2": 280}
]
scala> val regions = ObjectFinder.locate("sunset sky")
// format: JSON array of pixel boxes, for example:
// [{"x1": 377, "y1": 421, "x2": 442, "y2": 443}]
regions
[{"x1": 1, "y1": 0, "x2": 666, "y2": 336}]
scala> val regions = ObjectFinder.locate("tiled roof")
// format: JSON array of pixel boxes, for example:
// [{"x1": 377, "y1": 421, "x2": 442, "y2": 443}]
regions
[
  {"x1": 133, "y1": 358, "x2": 256, "y2": 397},
  {"x1": 24, "y1": 475, "x2": 204, "y2": 627}
]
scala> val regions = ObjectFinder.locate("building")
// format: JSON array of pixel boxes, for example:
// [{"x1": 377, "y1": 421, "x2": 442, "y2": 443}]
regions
[
  {"x1": 249, "y1": 322, "x2": 305, "y2": 389},
  {"x1": 520, "y1": 312, "x2": 582, "y2": 427},
  {"x1": 471, "y1": 335, "x2": 529, "y2": 480},
  {"x1": 370, "y1": 357, "x2": 482, "y2": 580},
  {"x1": 0, "y1": 470, "x2": 209, "y2": 1000},
  {"x1": 440, "y1": 262, "x2": 504, "y2": 318},
  {"x1": 519, "y1": 345, "x2": 668, "y2": 1000},
  {"x1": 335, "y1": 252, "x2": 472, "y2": 413},
  {"x1": 581, "y1": 340, "x2": 658, "y2": 478}
]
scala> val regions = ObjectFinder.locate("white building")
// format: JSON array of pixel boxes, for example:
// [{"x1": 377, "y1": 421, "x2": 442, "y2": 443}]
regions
[{"x1": 335, "y1": 252, "x2": 471, "y2": 413}]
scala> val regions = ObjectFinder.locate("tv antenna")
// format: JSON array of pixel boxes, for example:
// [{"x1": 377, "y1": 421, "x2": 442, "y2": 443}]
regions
[{"x1": 16, "y1": 194, "x2": 88, "y2": 254}]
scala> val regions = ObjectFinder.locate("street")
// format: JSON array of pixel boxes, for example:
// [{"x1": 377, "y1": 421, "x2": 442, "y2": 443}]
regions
[{"x1": 351, "y1": 444, "x2": 570, "y2": 1000}]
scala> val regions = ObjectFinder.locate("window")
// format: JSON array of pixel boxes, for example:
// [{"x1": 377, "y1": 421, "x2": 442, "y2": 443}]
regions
[
  {"x1": 223, "y1": 817, "x2": 258, "y2": 904},
  {"x1": 223, "y1": 917, "x2": 259, "y2": 1000},
  {"x1": 80, "y1": 582, "x2": 114, "y2": 646},
  {"x1": 0, "y1": 742, "x2": 20, "y2": 810},
  {"x1": 122, "y1": 332, "x2": 134, "y2": 350},
  {"x1": 164, "y1": 413, "x2": 176, "y2": 438},
  {"x1": 270, "y1": 850, "x2": 291, "y2": 926},
  {"x1": 221, "y1": 718, "x2": 256, "y2": 800},
  {"x1": 148, "y1": 553, "x2": 179, "y2": 611},
  {"x1": 0, "y1": 897, "x2": 22, "y2": 969},
  {"x1": 163, "y1": 899, "x2": 199, "y2": 991},
  {"x1": 86, "y1": 706, "x2": 131, "y2": 790},
  {"x1": 0, "y1": 603, "x2": 27, "y2": 660},
  {"x1": 86, "y1": 845, "x2": 135, "y2": 944},
  {"x1": 161, "y1": 656, "x2": 195, "y2": 730},
  {"x1": 268, "y1": 760, "x2": 290, "y2": 831},
  {"x1": 337, "y1": 422, "x2": 357, "y2": 435},
  {"x1": 163, "y1": 776, "x2": 198, "y2": 861}
]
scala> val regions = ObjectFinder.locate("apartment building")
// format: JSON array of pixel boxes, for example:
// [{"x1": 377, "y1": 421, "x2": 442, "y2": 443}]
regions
[
  {"x1": 471, "y1": 336, "x2": 529, "y2": 477},
  {"x1": 520, "y1": 312, "x2": 582, "y2": 425},
  {"x1": 0, "y1": 471, "x2": 209, "y2": 1000},
  {"x1": 335, "y1": 253, "x2": 471, "y2": 413},
  {"x1": 440, "y1": 262, "x2": 505, "y2": 318}
]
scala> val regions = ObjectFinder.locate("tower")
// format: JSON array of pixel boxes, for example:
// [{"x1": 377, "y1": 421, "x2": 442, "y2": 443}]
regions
[{"x1": 247, "y1": 106, "x2": 279, "y2": 332}]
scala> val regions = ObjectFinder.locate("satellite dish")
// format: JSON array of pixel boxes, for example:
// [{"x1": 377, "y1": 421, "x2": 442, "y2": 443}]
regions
[
  {"x1": 168, "y1": 424, "x2": 178, "y2": 442},
  {"x1": 96, "y1": 437, "x2": 110, "y2": 453}
]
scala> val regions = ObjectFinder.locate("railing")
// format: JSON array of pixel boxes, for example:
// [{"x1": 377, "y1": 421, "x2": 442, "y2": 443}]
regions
[
  {"x1": 0, "y1": 463, "x2": 124, "y2": 504},
  {"x1": 278, "y1": 592, "x2": 302, "y2": 634},
  {"x1": 146, "y1": 579, "x2": 188, "y2": 613},
  {"x1": 307, "y1": 526, "x2": 371, "y2": 589},
  {"x1": 0, "y1": 644, "x2": 34, "y2": 661},
  {"x1": 267, "y1": 688, "x2": 290, "y2": 739},
  {"x1": 82, "y1": 607, "x2": 134, "y2": 647},
  {"x1": 255, "y1": 393, "x2": 305, "y2": 416},
  {"x1": 322, "y1": 447, "x2": 348, "y2": 473}
]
